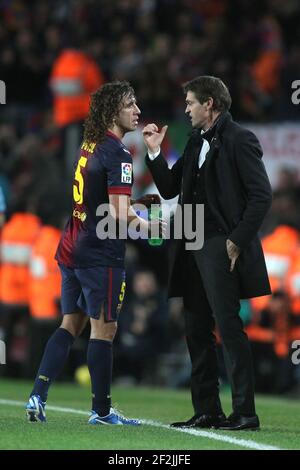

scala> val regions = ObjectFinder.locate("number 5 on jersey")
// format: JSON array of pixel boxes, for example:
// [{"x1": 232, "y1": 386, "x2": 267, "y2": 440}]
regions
[
  {"x1": 73, "y1": 156, "x2": 87, "y2": 205},
  {"x1": 119, "y1": 281, "x2": 126, "y2": 303}
]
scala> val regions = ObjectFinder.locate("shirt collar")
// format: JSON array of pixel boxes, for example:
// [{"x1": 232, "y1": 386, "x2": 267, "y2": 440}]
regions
[{"x1": 106, "y1": 130, "x2": 122, "y2": 142}]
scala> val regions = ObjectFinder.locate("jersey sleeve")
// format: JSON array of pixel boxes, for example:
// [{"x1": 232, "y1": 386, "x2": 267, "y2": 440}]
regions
[{"x1": 106, "y1": 148, "x2": 133, "y2": 196}]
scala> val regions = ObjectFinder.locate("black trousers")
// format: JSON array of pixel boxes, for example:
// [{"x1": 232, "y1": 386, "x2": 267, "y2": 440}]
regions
[{"x1": 183, "y1": 234, "x2": 255, "y2": 416}]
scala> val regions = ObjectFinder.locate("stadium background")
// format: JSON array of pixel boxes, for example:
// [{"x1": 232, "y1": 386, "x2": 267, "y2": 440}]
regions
[{"x1": 1, "y1": 0, "x2": 300, "y2": 403}]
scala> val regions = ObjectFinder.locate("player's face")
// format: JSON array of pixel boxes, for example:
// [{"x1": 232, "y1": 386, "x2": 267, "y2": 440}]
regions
[
  {"x1": 185, "y1": 90, "x2": 212, "y2": 130},
  {"x1": 115, "y1": 94, "x2": 141, "y2": 133}
]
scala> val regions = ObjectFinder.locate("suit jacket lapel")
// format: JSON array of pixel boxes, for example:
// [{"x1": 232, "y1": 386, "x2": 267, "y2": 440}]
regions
[
  {"x1": 204, "y1": 111, "x2": 231, "y2": 170},
  {"x1": 204, "y1": 125, "x2": 230, "y2": 232},
  {"x1": 204, "y1": 136, "x2": 218, "y2": 173},
  {"x1": 181, "y1": 133, "x2": 203, "y2": 204}
]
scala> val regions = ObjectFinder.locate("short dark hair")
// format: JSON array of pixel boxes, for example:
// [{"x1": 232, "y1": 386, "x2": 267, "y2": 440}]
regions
[
  {"x1": 84, "y1": 81, "x2": 135, "y2": 143},
  {"x1": 182, "y1": 76, "x2": 232, "y2": 112}
]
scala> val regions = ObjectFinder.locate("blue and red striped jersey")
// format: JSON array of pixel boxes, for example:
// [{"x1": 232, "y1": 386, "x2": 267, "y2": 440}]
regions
[{"x1": 55, "y1": 132, "x2": 133, "y2": 268}]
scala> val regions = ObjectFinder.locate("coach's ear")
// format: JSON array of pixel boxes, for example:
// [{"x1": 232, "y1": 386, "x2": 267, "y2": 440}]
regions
[{"x1": 204, "y1": 97, "x2": 214, "y2": 111}]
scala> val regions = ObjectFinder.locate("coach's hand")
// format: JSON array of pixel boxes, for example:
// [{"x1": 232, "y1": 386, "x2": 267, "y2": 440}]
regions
[
  {"x1": 226, "y1": 239, "x2": 241, "y2": 272},
  {"x1": 132, "y1": 194, "x2": 161, "y2": 208},
  {"x1": 143, "y1": 123, "x2": 168, "y2": 154}
]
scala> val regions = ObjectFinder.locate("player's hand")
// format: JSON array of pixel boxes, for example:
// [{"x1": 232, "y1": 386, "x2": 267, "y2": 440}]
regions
[
  {"x1": 142, "y1": 123, "x2": 168, "y2": 153},
  {"x1": 148, "y1": 218, "x2": 167, "y2": 239},
  {"x1": 226, "y1": 239, "x2": 241, "y2": 272},
  {"x1": 133, "y1": 194, "x2": 161, "y2": 209}
]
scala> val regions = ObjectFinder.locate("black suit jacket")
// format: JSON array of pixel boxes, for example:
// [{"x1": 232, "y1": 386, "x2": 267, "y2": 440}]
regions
[{"x1": 146, "y1": 112, "x2": 272, "y2": 299}]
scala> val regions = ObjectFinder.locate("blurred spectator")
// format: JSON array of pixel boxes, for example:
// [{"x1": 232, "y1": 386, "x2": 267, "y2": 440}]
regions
[
  {"x1": 276, "y1": 166, "x2": 299, "y2": 191},
  {"x1": 0, "y1": 185, "x2": 6, "y2": 228},
  {"x1": 0, "y1": 211, "x2": 41, "y2": 308},
  {"x1": 261, "y1": 185, "x2": 300, "y2": 236},
  {"x1": 50, "y1": 46, "x2": 104, "y2": 177},
  {"x1": 114, "y1": 269, "x2": 168, "y2": 384},
  {"x1": 251, "y1": 225, "x2": 300, "y2": 314},
  {"x1": 251, "y1": 15, "x2": 283, "y2": 98},
  {"x1": 0, "y1": 206, "x2": 41, "y2": 377},
  {"x1": 0, "y1": 184, "x2": 6, "y2": 353},
  {"x1": 161, "y1": 297, "x2": 191, "y2": 388},
  {"x1": 27, "y1": 215, "x2": 62, "y2": 378},
  {"x1": 0, "y1": 123, "x2": 18, "y2": 206},
  {"x1": 3, "y1": 132, "x2": 64, "y2": 217},
  {"x1": 248, "y1": 291, "x2": 298, "y2": 393},
  {"x1": 50, "y1": 48, "x2": 104, "y2": 129},
  {"x1": 285, "y1": 246, "x2": 300, "y2": 322},
  {"x1": 112, "y1": 34, "x2": 143, "y2": 81}
]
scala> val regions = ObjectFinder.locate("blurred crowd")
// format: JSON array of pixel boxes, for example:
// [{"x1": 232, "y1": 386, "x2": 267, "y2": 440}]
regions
[
  {"x1": 1, "y1": 0, "x2": 300, "y2": 394},
  {"x1": 1, "y1": 0, "x2": 300, "y2": 124}
]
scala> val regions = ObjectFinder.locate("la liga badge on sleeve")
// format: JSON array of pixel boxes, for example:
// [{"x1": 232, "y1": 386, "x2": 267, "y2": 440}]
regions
[{"x1": 121, "y1": 162, "x2": 132, "y2": 183}]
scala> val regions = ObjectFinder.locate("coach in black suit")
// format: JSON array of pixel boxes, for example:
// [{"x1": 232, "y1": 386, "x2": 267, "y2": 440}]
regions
[{"x1": 143, "y1": 76, "x2": 272, "y2": 431}]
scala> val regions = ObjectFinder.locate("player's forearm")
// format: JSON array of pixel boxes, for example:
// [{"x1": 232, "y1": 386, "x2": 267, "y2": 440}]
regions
[
  {"x1": 111, "y1": 205, "x2": 149, "y2": 237},
  {"x1": 109, "y1": 194, "x2": 149, "y2": 234}
]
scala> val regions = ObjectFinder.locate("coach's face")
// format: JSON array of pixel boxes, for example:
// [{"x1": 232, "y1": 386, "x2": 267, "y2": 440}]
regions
[
  {"x1": 185, "y1": 91, "x2": 212, "y2": 130},
  {"x1": 116, "y1": 94, "x2": 141, "y2": 133}
]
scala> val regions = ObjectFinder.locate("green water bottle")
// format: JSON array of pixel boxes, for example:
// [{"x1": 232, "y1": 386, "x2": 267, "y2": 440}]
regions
[{"x1": 148, "y1": 203, "x2": 163, "y2": 246}]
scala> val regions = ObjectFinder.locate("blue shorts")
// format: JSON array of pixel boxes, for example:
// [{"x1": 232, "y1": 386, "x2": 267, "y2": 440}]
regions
[{"x1": 59, "y1": 264, "x2": 126, "y2": 321}]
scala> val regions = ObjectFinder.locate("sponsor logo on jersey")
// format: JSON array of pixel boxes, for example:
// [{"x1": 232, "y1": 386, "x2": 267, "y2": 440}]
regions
[{"x1": 73, "y1": 209, "x2": 87, "y2": 222}]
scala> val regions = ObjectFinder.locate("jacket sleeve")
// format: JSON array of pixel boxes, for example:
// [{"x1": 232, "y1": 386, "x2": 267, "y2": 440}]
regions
[
  {"x1": 145, "y1": 152, "x2": 183, "y2": 200},
  {"x1": 229, "y1": 130, "x2": 273, "y2": 249}
]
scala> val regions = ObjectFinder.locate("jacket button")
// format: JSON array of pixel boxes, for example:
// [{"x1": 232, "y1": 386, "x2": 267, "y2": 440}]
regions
[{"x1": 193, "y1": 191, "x2": 197, "y2": 196}]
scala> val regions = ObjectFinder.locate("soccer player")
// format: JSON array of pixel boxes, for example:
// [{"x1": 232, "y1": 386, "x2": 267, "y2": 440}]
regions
[{"x1": 26, "y1": 81, "x2": 160, "y2": 425}]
